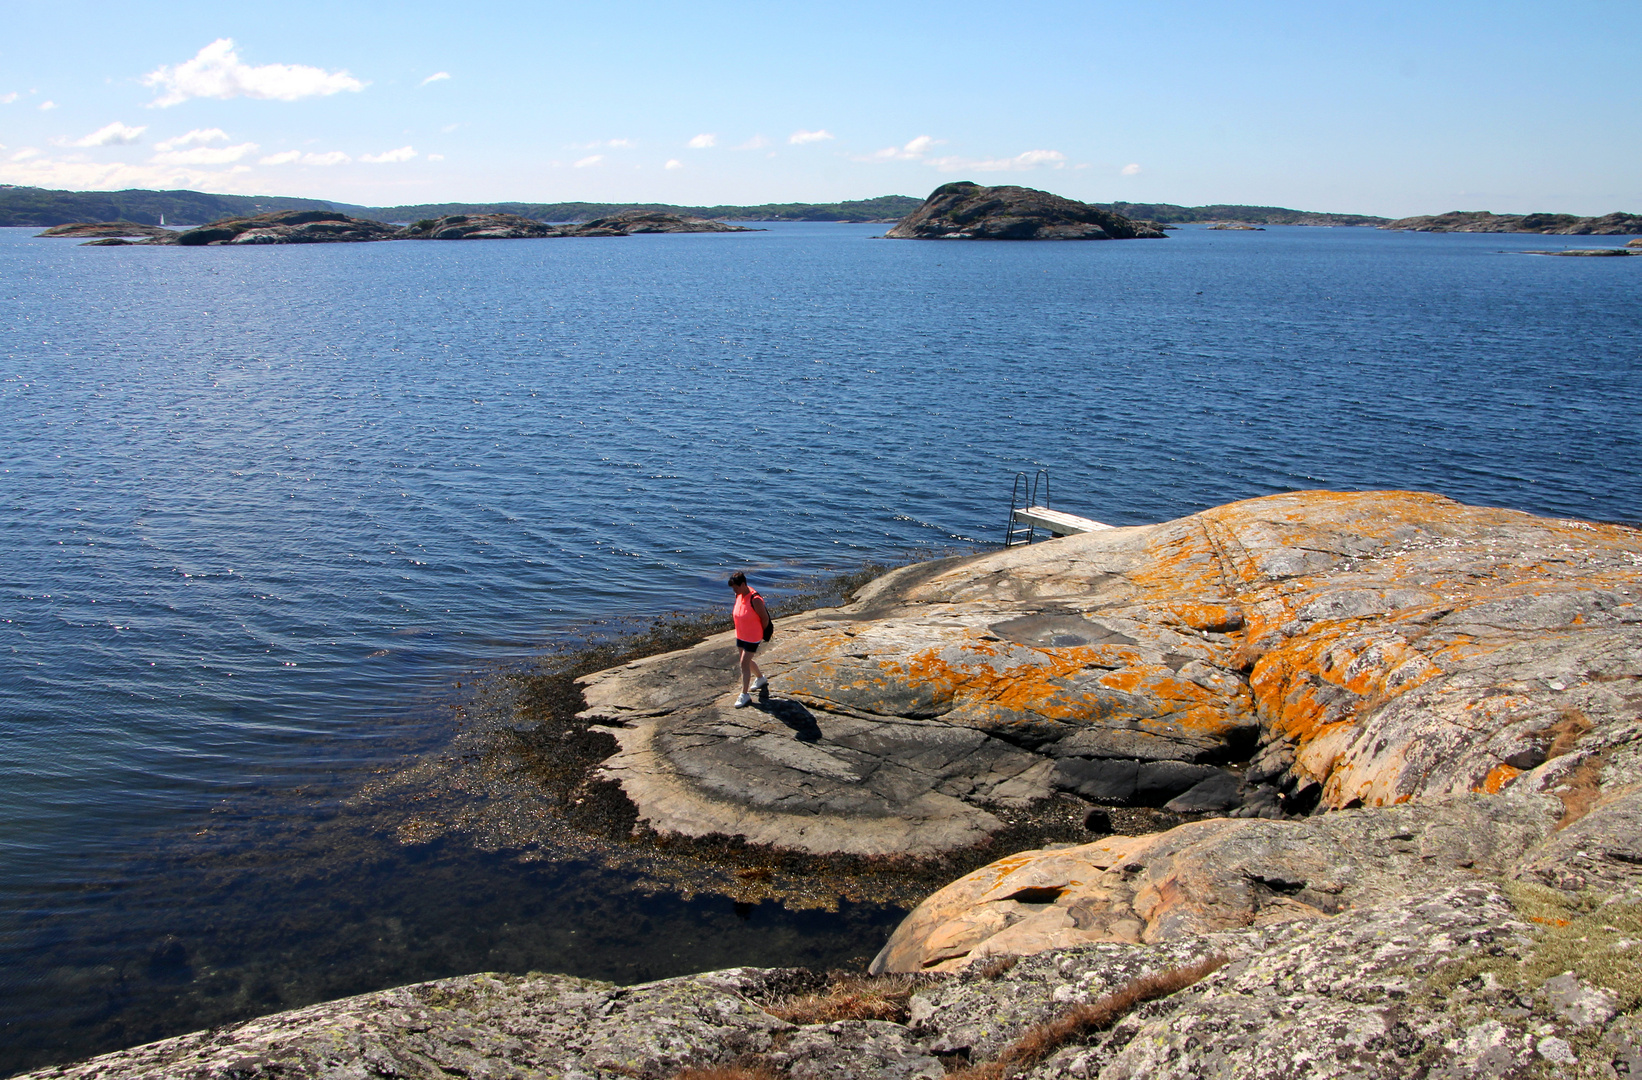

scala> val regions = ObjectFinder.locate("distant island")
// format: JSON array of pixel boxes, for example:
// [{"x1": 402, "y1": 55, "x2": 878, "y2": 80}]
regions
[
  {"x1": 52, "y1": 208, "x2": 758, "y2": 246},
  {"x1": 353, "y1": 195, "x2": 923, "y2": 225},
  {"x1": 1102, "y1": 202, "x2": 1389, "y2": 227},
  {"x1": 4, "y1": 184, "x2": 1637, "y2": 235},
  {"x1": 885, "y1": 182, "x2": 1167, "y2": 240},
  {"x1": 1380, "y1": 210, "x2": 1642, "y2": 235},
  {"x1": 0, "y1": 186, "x2": 921, "y2": 228}
]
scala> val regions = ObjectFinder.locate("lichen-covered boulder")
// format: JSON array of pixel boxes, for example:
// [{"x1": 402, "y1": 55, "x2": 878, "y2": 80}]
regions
[{"x1": 869, "y1": 790, "x2": 1567, "y2": 972}]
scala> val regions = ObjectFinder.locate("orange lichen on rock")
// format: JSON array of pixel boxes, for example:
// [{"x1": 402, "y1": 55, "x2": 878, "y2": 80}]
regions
[
  {"x1": 1148, "y1": 599, "x2": 1245, "y2": 633},
  {"x1": 1479, "y1": 762, "x2": 1523, "y2": 794},
  {"x1": 892, "y1": 638, "x2": 1116, "y2": 720}
]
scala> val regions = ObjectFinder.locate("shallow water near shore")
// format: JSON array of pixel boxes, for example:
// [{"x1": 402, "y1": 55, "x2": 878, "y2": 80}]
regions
[{"x1": 2, "y1": 220, "x2": 1640, "y2": 1073}]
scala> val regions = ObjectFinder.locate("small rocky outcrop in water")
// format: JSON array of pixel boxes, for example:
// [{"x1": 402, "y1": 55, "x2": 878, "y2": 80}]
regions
[
  {"x1": 397, "y1": 212, "x2": 571, "y2": 239},
  {"x1": 1383, "y1": 210, "x2": 1642, "y2": 235},
  {"x1": 111, "y1": 210, "x2": 401, "y2": 246},
  {"x1": 884, "y1": 182, "x2": 1167, "y2": 240},
  {"x1": 35, "y1": 221, "x2": 173, "y2": 240},
  {"x1": 397, "y1": 210, "x2": 759, "y2": 239},
  {"x1": 579, "y1": 209, "x2": 759, "y2": 233},
  {"x1": 1527, "y1": 247, "x2": 1640, "y2": 257}
]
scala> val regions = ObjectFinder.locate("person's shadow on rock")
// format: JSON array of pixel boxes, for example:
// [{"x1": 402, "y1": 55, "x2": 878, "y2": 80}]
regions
[{"x1": 760, "y1": 697, "x2": 822, "y2": 743}]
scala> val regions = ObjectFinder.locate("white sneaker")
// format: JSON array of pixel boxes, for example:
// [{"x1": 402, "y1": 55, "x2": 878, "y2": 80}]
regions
[
  {"x1": 734, "y1": 693, "x2": 752, "y2": 707},
  {"x1": 751, "y1": 676, "x2": 768, "y2": 691}
]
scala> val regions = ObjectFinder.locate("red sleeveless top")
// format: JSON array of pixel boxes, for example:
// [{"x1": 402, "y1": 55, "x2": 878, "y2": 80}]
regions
[{"x1": 733, "y1": 589, "x2": 764, "y2": 641}]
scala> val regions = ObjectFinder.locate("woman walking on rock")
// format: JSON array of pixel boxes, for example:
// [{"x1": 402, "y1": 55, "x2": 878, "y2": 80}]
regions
[{"x1": 728, "y1": 571, "x2": 771, "y2": 707}]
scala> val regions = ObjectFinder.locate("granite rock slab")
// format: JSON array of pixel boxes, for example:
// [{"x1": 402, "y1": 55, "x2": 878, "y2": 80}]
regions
[{"x1": 581, "y1": 491, "x2": 1642, "y2": 861}]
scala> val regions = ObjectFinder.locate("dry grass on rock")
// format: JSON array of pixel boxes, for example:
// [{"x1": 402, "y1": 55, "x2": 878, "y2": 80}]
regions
[
  {"x1": 946, "y1": 954, "x2": 1229, "y2": 1080},
  {"x1": 763, "y1": 972, "x2": 930, "y2": 1025},
  {"x1": 672, "y1": 1064, "x2": 779, "y2": 1080}
]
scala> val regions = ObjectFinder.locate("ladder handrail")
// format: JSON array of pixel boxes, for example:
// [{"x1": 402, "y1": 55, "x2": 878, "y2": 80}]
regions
[
  {"x1": 1004, "y1": 468, "x2": 1052, "y2": 547},
  {"x1": 1005, "y1": 472, "x2": 1032, "y2": 547}
]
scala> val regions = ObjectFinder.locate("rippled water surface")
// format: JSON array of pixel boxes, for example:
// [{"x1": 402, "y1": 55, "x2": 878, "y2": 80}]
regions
[{"x1": 2, "y1": 222, "x2": 1638, "y2": 1072}]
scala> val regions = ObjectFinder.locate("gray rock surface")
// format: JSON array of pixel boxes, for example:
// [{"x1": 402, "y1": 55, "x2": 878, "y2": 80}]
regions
[
  {"x1": 884, "y1": 182, "x2": 1167, "y2": 240},
  {"x1": 868, "y1": 789, "x2": 1572, "y2": 972},
  {"x1": 26, "y1": 881, "x2": 1639, "y2": 1078}
]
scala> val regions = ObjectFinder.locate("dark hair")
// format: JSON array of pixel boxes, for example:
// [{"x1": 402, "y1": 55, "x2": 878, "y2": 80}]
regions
[{"x1": 727, "y1": 571, "x2": 747, "y2": 588}]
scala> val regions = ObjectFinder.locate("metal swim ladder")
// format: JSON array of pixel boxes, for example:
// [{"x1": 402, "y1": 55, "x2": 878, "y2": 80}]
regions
[
  {"x1": 1005, "y1": 468, "x2": 1116, "y2": 546},
  {"x1": 1005, "y1": 470, "x2": 1050, "y2": 547}
]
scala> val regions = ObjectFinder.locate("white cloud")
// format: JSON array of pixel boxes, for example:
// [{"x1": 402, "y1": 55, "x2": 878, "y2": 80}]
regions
[
  {"x1": 1009, "y1": 150, "x2": 1065, "y2": 168},
  {"x1": 39, "y1": 100, "x2": 57, "y2": 111},
  {"x1": 66, "y1": 122, "x2": 148, "y2": 147},
  {"x1": 1, "y1": 92, "x2": 19, "y2": 105},
  {"x1": 859, "y1": 134, "x2": 941, "y2": 162},
  {"x1": 420, "y1": 72, "x2": 451, "y2": 86},
  {"x1": 573, "y1": 154, "x2": 603, "y2": 168},
  {"x1": 360, "y1": 145, "x2": 416, "y2": 163},
  {"x1": 1121, "y1": 163, "x2": 1141, "y2": 176},
  {"x1": 11, "y1": 148, "x2": 41, "y2": 161},
  {"x1": 142, "y1": 38, "x2": 366, "y2": 107},
  {"x1": 150, "y1": 142, "x2": 259, "y2": 165},
  {"x1": 262, "y1": 149, "x2": 350, "y2": 166},
  {"x1": 427, "y1": 153, "x2": 445, "y2": 161},
  {"x1": 664, "y1": 158, "x2": 683, "y2": 170},
  {"x1": 440, "y1": 123, "x2": 459, "y2": 133},
  {"x1": 926, "y1": 149, "x2": 1067, "y2": 173},
  {"x1": 0, "y1": 154, "x2": 269, "y2": 194},
  {"x1": 734, "y1": 135, "x2": 771, "y2": 150},
  {"x1": 687, "y1": 133, "x2": 716, "y2": 149},
  {"x1": 788, "y1": 128, "x2": 833, "y2": 145},
  {"x1": 570, "y1": 138, "x2": 635, "y2": 150},
  {"x1": 156, "y1": 128, "x2": 229, "y2": 151}
]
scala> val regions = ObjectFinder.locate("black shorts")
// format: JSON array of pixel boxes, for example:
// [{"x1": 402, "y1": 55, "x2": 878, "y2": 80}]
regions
[{"x1": 736, "y1": 639, "x2": 760, "y2": 654}]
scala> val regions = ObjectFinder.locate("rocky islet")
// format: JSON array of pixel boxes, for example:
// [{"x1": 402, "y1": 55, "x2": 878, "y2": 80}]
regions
[
  {"x1": 1383, "y1": 210, "x2": 1642, "y2": 235},
  {"x1": 42, "y1": 208, "x2": 760, "y2": 246},
  {"x1": 883, "y1": 182, "x2": 1168, "y2": 240}
]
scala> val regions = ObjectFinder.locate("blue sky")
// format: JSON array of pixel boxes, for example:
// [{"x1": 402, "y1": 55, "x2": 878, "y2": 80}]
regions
[{"x1": 2, "y1": 0, "x2": 1637, "y2": 215}]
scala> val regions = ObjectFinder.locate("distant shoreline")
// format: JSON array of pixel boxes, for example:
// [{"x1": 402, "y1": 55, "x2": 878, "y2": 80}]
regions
[{"x1": 5, "y1": 184, "x2": 1638, "y2": 233}]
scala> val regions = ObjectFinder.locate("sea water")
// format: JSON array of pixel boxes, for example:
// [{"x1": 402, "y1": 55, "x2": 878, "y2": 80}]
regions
[{"x1": 1, "y1": 221, "x2": 1638, "y2": 1072}]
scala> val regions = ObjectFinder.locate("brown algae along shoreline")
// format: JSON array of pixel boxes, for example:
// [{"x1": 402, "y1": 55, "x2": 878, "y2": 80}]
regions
[{"x1": 367, "y1": 554, "x2": 1194, "y2": 913}]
